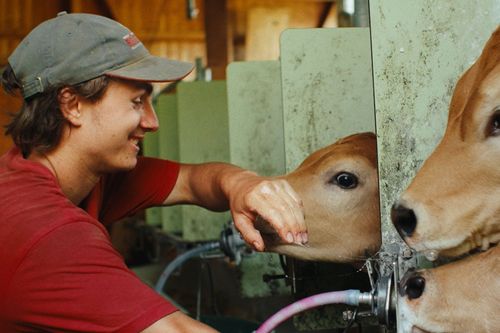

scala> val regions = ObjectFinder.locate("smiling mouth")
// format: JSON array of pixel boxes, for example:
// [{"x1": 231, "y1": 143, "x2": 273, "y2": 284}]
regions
[{"x1": 129, "y1": 136, "x2": 143, "y2": 152}]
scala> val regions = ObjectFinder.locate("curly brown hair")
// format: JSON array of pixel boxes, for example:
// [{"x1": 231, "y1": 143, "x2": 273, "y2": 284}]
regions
[{"x1": 1, "y1": 64, "x2": 110, "y2": 157}]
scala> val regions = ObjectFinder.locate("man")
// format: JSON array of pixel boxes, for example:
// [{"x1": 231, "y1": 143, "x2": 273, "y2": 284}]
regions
[{"x1": 0, "y1": 12, "x2": 306, "y2": 332}]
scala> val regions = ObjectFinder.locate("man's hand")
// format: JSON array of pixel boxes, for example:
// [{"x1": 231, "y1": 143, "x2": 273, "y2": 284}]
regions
[
  {"x1": 165, "y1": 163, "x2": 307, "y2": 251},
  {"x1": 222, "y1": 170, "x2": 307, "y2": 251}
]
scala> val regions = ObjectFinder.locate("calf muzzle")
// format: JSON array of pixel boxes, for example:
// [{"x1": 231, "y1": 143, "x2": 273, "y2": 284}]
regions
[
  {"x1": 391, "y1": 203, "x2": 417, "y2": 238},
  {"x1": 400, "y1": 271, "x2": 426, "y2": 300}
]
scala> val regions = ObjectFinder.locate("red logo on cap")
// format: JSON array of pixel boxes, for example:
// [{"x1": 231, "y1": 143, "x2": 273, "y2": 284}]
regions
[{"x1": 123, "y1": 32, "x2": 141, "y2": 49}]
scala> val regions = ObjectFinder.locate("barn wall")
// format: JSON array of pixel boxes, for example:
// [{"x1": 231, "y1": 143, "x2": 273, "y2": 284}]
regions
[{"x1": 369, "y1": 0, "x2": 500, "y2": 331}]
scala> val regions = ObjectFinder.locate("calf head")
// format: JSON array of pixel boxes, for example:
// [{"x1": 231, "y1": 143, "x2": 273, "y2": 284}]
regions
[
  {"x1": 262, "y1": 132, "x2": 381, "y2": 262},
  {"x1": 399, "y1": 246, "x2": 500, "y2": 333},
  {"x1": 392, "y1": 26, "x2": 500, "y2": 257}
]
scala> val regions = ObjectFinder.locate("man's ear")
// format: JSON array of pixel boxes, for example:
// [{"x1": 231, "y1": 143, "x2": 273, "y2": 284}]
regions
[{"x1": 58, "y1": 87, "x2": 82, "y2": 126}]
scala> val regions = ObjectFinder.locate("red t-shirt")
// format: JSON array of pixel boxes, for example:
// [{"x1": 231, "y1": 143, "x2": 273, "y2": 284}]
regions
[{"x1": 0, "y1": 147, "x2": 181, "y2": 332}]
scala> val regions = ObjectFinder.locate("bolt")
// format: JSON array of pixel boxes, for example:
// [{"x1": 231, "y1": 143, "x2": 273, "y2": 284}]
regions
[
  {"x1": 342, "y1": 310, "x2": 354, "y2": 322},
  {"x1": 402, "y1": 248, "x2": 413, "y2": 259}
]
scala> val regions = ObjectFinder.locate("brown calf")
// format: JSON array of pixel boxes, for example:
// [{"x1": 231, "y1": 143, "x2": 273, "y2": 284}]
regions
[
  {"x1": 392, "y1": 26, "x2": 500, "y2": 258},
  {"x1": 399, "y1": 246, "x2": 500, "y2": 333},
  {"x1": 260, "y1": 132, "x2": 381, "y2": 263}
]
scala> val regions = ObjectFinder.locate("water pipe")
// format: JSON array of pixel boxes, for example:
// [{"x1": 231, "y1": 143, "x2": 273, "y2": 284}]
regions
[
  {"x1": 255, "y1": 289, "x2": 373, "y2": 333},
  {"x1": 154, "y1": 222, "x2": 248, "y2": 294},
  {"x1": 154, "y1": 241, "x2": 220, "y2": 293}
]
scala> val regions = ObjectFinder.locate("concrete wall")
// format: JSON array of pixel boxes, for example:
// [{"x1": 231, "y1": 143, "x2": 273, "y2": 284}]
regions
[
  {"x1": 369, "y1": 0, "x2": 500, "y2": 331},
  {"x1": 370, "y1": 0, "x2": 500, "y2": 267}
]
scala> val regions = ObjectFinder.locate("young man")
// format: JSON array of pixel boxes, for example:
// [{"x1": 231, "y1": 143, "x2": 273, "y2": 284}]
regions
[{"x1": 0, "y1": 12, "x2": 307, "y2": 332}]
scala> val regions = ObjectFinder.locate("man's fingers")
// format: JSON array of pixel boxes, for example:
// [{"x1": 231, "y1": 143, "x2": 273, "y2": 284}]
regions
[
  {"x1": 282, "y1": 179, "x2": 303, "y2": 208},
  {"x1": 250, "y1": 180, "x2": 307, "y2": 244},
  {"x1": 233, "y1": 215, "x2": 265, "y2": 251},
  {"x1": 275, "y1": 180, "x2": 307, "y2": 237}
]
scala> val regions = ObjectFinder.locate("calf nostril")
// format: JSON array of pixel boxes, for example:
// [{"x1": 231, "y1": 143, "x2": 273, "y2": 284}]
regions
[
  {"x1": 391, "y1": 204, "x2": 417, "y2": 237},
  {"x1": 404, "y1": 275, "x2": 426, "y2": 300}
]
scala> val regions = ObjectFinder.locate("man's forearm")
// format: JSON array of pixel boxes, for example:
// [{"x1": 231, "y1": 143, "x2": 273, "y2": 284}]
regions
[{"x1": 163, "y1": 162, "x2": 251, "y2": 211}]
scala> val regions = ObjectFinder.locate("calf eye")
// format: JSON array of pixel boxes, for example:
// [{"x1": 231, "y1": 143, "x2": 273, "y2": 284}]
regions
[
  {"x1": 487, "y1": 109, "x2": 500, "y2": 137},
  {"x1": 331, "y1": 172, "x2": 358, "y2": 189}
]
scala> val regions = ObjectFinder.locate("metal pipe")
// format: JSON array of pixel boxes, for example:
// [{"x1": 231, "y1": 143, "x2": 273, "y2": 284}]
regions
[{"x1": 154, "y1": 242, "x2": 220, "y2": 293}]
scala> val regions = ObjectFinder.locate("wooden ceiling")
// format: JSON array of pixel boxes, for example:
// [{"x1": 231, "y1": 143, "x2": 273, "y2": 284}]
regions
[
  {"x1": 0, "y1": 0, "x2": 337, "y2": 71},
  {"x1": 0, "y1": 0, "x2": 337, "y2": 154}
]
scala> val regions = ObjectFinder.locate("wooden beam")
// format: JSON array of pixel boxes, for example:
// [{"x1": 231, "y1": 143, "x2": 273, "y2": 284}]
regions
[
  {"x1": 245, "y1": 7, "x2": 290, "y2": 61},
  {"x1": 141, "y1": 0, "x2": 167, "y2": 32},
  {"x1": 136, "y1": 32, "x2": 205, "y2": 42},
  {"x1": 204, "y1": 0, "x2": 229, "y2": 80},
  {"x1": 60, "y1": 0, "x2": 72, "y2": 13},
  {"x1": 70, "y1": 0, "x2": 115, "y2": 19},
  {"x1": 317, "y1": 1, "x2": 334, "y2": 27}
]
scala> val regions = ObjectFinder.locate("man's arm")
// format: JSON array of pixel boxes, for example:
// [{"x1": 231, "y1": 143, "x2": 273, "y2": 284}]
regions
[
  {"x1": 141, "y1": 312, "x2": 218, "y2": 333},
  {"x1": 163, "y1": 162, "x2": 307, "y2": 251}
]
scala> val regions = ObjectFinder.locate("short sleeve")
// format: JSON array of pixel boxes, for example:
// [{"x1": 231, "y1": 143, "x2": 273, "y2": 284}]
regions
[
  {"x1": 100, "y1": 157, "x2": 180, "y2": 223},
  {"x1": 5, "y1": 221, "x2": 177, "y2": 333}
]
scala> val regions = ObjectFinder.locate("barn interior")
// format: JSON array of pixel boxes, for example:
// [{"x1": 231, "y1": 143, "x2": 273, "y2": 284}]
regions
[{"x1": 0, "y1": 1, "x2": 498, "y2": 332}]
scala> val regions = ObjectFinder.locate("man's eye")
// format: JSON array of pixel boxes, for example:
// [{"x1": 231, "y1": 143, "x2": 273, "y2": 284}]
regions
[{"x1": 329, "y1": 172, "x2": 358, "y2": 189}]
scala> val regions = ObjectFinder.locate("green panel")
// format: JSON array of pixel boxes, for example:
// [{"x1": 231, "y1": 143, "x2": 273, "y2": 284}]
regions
[
  {"x1": 177, "y1": 81, "x2": 231, "y2": 241},
  {"x1": 156, "y1": 93, "x2": 183, "y2": 234},
  {"x1": 143, "y1": 94, "x2": 183, "y2": 233},
  {"x1": 227, "y1": 61, "x2": 285, "y2": 176},
  {"x1": 226, "y1": 61, "x2": 289, "y2": 298},
  {"x1": 142, "y1": 116, "x2": 162, "y2": 226},
  {"x1": 369, "y1": 0, "x2": 500, "y2": 331},
  {"x1": 280, "y1": 28, "x2": 375, "y2": 172},
  {"x1": 280, "y1": 27, "x2": 376, "y2": 331},
  {"x1": 370, "y1": 0, "x2": 500, "y2": 260}
]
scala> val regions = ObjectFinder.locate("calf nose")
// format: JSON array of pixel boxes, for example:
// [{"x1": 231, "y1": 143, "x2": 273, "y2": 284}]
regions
[
  {"x1": 391, "y1": 203, "x2": 417, "y2": 238},
  {"x1": 401, "y1": 273, "x2": 426, "y2": 300}
]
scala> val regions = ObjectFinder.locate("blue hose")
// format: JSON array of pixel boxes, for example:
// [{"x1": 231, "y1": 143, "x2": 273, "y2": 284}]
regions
[{"x1": 155, "y1": 242, "x2": 220, "y2": 293}]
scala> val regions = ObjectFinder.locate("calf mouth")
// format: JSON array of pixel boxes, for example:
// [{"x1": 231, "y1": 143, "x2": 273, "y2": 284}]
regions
[
  {"x1": 411, "y1": 326, "x2": 432, "y2": 333},
  {"x1": 261, "y1": 232, "x2": 311, "y2": 249},
  {"x1": 436, "y1": 235, "x2": 499, "y2": 262}
]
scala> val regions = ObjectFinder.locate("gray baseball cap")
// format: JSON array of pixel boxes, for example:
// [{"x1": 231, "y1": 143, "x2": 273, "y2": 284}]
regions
[{"x1": 8, "y1": 12, "x2": 194, "y2": 99}]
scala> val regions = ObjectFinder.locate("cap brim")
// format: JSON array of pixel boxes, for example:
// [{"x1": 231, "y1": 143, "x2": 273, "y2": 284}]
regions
[{"x1": 105, "y1": 55, "x2": 194, "y2": 82}]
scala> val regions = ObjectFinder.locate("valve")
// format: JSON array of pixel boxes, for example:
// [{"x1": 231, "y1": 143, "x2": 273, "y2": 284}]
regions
[{"x1": 219, "y1": 222, "x2": 248, "y2": 265}]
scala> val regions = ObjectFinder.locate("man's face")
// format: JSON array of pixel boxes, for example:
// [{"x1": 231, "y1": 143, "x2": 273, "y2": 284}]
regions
[{"x1": 77, "y1": 79, "x2": 157, "y2": 174}]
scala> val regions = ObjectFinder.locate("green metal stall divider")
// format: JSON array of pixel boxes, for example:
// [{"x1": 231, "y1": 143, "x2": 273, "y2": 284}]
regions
[
  {"x1": 226, "y1": 61, "x2": 289, "y2": 298},
  {"x1": 177, "y1": 81, "x2": 232, "y2": 241},
  {"x1": 144, "y1": 82, "x2": 231, "y2": 240},
  {"x1": 144, "y1": 92, "x2": 183, "y2": 234},
  {"x1": 280, "y1": 27, "x2": 376, "y2": 173},
  {"x1": 369, "y1": 0, "x2": 500, "y2": 331},
  {"x1": 279, "y1": 27, "x2": 376, "y2": 330}
]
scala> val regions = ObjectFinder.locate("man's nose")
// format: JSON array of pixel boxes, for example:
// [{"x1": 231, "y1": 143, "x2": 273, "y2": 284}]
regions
[{"x1": 141, "y1": 105, "x2": 159, "y2": 132}]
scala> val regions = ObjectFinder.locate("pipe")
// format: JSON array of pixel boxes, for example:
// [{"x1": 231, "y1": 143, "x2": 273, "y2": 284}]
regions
[
  {"x1": 154, "y1": 242, "x2": 220, "y2": 293},
  {"x1": 255, "y1": 289, "x2": 372, "y2": 333}
]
